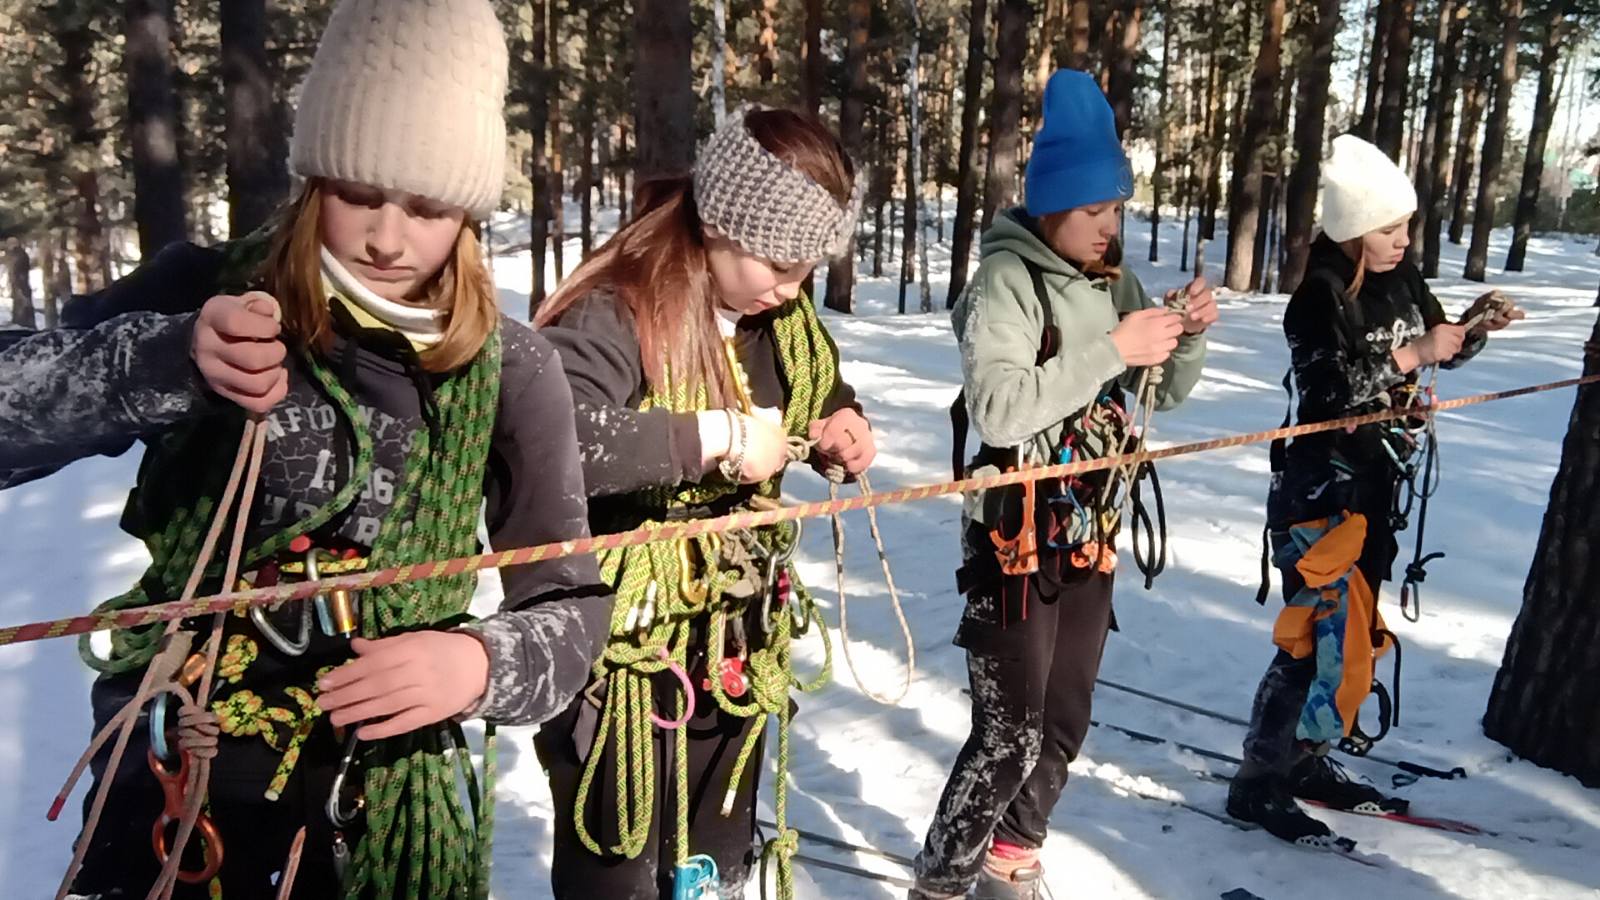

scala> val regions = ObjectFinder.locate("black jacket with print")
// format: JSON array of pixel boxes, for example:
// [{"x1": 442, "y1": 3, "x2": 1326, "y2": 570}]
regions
[
  {"x1": 0, "y1": 247, "x2": 612, "y2": 730},
  {"x1": 1269, "y1": 234, "x2": 1484, "y2": 529}
]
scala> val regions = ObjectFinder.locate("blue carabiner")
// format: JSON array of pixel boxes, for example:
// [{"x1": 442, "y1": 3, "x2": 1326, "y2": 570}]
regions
[{"x1": 671, "y1": 854, "x2": 720, "y2": 900}]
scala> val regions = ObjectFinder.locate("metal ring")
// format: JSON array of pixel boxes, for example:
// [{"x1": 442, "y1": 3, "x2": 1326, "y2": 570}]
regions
[{"x1": 148, "y1": 692, "x2": 174, "y2": 765}]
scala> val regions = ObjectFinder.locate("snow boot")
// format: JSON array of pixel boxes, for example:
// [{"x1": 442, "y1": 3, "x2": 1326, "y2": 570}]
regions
[
  {"x1": 1287, "y1": 750, "x2": 1409, "y2": 815},
  {"x1": 1227, "y1": 772, "x2": 1354, "y2": 851},
  {"x1": 971, "y1": 844, "x2": 1044, "y2": 900}
]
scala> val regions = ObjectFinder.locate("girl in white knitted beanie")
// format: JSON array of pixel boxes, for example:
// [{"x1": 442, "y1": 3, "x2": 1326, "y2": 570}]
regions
[
  {"x1": 1227, "y1": 134, "x2": 1521, "y2": 850},
  {"x1": 19, "y1": 1, "x2": 616, "y2": 897}
]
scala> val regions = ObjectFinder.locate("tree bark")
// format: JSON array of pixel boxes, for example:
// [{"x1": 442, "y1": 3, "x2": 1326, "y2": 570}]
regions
[
  {"x1": 758, "y1": 0, "x2": 780, "y2": 85},
  {"x1": 550, "y1": 0, "x2": 566, "y2": 283},
  {"x1": 1448, "y1": 43, "x2": 1487, "y2": 246},
  {"x1": 6, "y1": 240, "x2": 36, "y2": 330},
  {"x1": 1102, "y1": 0, "x2": 1144, "y2": 138},
  {"x1": 1416, "y1": 0, "x2": 1462, "y2": 275},
  {"x1": 1280, "y1": 0, "x2": 1342, "y2": 295},
  {"x1": 634, "y1": 0, "x2": 694, "y2": 179},
  {"x1": 1505, "y1": 11, "x2": 1569, "y2": 272},
  {"x1": 529, "y1": 0, "x2": 551, "y2": 314},
  {"x1": 1200, "y1": 44, "x2": 1222, "y2": 240},
  {"x1": 802, "y1": 0, "x2": 823, "y2": 113},
  {"x1": 904, "y1": 0, "x2": 932, "y2": 313},
  {"x1": 981, "y1": 0, "x2": 1031, "y2": 231},
  {"x1": 1356, "y1": 0, "x2": 1393, "y2": 141},
  {"x1": 221, "y1": 0, "x2": 287, "y2": 238},
  {"x1": 946, "y1": 0, "x2": 990, "y2": 309},
  {"x1": 126, "y1": 0, "x2": 187, "y2": 255},
  {"x1": 1150, "y1": 0, "x2": 1173, "y2": 263},
  {"x1": 1465, "y1": 0, "x2": 1523, "y2": 283},
  {"x1": 1373, "y1": 0, "x2": 1416, "y2": 159},
  {"x1": 823, "y1": 0, "x2": 872, "y2": 314},
  {"x1": 1483, "y1": 317, "x2": 1600, "y2": 788},
  {"x1": 1067, "y1": 0, "x2": 1093, "y2": 70},
  {"x1": 1224, "y1": 0, "x2": 1286, "y2": 292}
]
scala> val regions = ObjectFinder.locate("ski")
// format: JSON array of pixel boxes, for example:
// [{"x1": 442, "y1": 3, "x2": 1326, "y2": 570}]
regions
[
  {"x1": 755, "y1": 818, "x2": 917, "y2": 867},
  {"x1": 791, "y1": 852, "x2": 917, "y2": 890},
  {"x1": 1302, "y1": 800, "x2": 1486, "y2": 835}
]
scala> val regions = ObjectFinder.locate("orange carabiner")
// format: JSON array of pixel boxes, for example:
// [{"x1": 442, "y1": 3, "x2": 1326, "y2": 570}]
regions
[
  {"x1": 147, "y1": 747, "x2": 224, "y2": 884},
  {"x1": 990, "y1": 471, "x2": 1040, "y2": 577}
]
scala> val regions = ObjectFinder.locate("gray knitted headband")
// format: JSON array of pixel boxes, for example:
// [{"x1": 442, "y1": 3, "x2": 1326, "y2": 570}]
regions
[{"x1": 693, "y1": 107, "x2": 865, "y2": 264}]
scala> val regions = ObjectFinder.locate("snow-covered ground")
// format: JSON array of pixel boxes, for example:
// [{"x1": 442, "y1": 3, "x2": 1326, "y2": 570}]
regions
[{"x1": 2, "y1": 207, "x2": 1597, "y2": 900}]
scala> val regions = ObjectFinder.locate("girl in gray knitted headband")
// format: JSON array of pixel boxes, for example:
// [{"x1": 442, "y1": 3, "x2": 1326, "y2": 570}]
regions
[{"x1": 532, "y1": 108, "x2": 876, "y2": 899}]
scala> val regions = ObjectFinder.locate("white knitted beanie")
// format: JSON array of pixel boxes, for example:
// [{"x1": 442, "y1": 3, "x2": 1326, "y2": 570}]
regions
[
  {"x1": 1319, "y1": 134, "x2": 1418, "y2": 243},
  {"x1": 290, "y1": 0, "x2": 508, "y2": 219}
]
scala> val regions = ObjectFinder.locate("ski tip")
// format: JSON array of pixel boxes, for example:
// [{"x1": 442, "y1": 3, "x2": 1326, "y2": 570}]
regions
[
  {"x1": 46, "y1": 795, "x2": 65, "y2": 821},
  {"x1": 1221, "y1": 890, "x2": 1267, "y2": 900}
]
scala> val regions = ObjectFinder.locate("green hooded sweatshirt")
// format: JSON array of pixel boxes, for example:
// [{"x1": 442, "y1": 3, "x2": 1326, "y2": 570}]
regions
[{"x1": 952, "y1": 207, "x2": 1207, "y2": 530}]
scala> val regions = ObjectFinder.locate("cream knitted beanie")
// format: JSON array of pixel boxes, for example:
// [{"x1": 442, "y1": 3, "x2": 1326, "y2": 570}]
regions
[
  {"x1": 290, "y1": 0, "x2": 508, "y2": 219},
  {"x1": 1319, "y1": 134, "x2": 1418, "y2": 243}
]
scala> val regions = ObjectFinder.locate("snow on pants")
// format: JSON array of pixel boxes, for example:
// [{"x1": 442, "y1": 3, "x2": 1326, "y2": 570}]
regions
[{"x1": 914, "y1": 561, "x2": 1115, "y2": 895}]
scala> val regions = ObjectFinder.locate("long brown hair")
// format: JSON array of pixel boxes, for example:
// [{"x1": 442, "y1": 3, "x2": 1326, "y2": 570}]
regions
[
  {"x1": 260, "y1": 178, "x2": 499, "y2": 373},
  {"x1": 1340, "y1": 237, "x2": 1368, "y2": 300},
  {"x1": 536, "y1": 109, "x2": 854, "y2": 405}
]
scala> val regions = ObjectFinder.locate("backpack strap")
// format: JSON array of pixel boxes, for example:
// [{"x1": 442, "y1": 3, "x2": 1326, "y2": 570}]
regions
[
  {"x1": 1255, "y1": 368, "x2": 1294, "y2": 605},
  {"x1": 950, "y1": 255, "x2": 1058, "y2": 480}
]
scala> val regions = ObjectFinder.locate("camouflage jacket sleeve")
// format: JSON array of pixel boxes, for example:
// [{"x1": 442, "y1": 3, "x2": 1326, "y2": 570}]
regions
[{"x1": 0, "y1": 312, "x2": 211, "y2": 481}]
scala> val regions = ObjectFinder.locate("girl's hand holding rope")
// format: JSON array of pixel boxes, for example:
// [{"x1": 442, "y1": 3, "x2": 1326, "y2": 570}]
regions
[
  {"x1": 192, "y1": 292, "x2": 289, "y2": 415},
  {"x1": 1169, "y1": 276, "x2": 1219, "y2": 335},
  {"x1": 317, "y1": 633, "x2": 490, "y2": 740},
  {"x1": 1462, "y1": 290, "x2": 1526, "y2": 335},
  {"x1": 1112, "y1": 308, "x2": 1183, "y2": 367},
  {"x1": 808, "y1": 408, "x2": 876, "y2": 476}
]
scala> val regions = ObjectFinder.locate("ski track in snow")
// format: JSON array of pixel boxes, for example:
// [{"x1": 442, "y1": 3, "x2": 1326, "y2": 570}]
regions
[{"x1": 3, "y1": 208, "x2": 1598, "y2": 900}]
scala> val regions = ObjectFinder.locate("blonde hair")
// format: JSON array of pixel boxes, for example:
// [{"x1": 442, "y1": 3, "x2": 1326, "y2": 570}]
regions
[
  {"x1": 259, "y1": 178, "x2": 498, "y2": 373},
  {"x1": 1340, "y1": 237, "x2": 1368, "y2": 300}
]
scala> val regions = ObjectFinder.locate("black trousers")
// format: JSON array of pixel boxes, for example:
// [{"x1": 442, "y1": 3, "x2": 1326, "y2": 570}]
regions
[
  {"x1": 914, "y1": 560, "x2": 1115, "y2": 895},
  {"x1": 534, "y1": 679, "x2": 768, "y2": 900}
]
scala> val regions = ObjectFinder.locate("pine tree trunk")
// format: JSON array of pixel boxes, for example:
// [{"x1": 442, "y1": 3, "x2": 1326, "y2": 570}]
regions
[
  {"x1": 1150, "y1": 0, "x2": 1172, "y2": 264},
  {"x1": 1483, "y1": 316, "x2": 1600, "y2": 788},
  {"x1": 1225, "y1": 0, "x2": 1286, "y2": 293},
  {"x1": 1414, "y1": 0, "x2": 1460, "y2": 272},
  {"x1": 1280, "y1": 0, "x2": 1342, "y2": 295},
  {"x1": 710, "y1": 0, "x2": 728, "y2": 125},
  {"x1": 982, "y1": 0, "x2": 1031, "y2": 231},
  {"x1": 529, "y1": 0, "x2": 551, "y2": 314},
  {"x1": 945, "y1": 0, "x2": 989, "y2": 309},
  {"x1": 42, "y1": 230, "x2": 68, "y2": 329},
  {"x1": 634, "y1": 0, "x2": 694, "y2": 179},
  {"x1": 824, "y1": 0, "x2": 871, "y2": 314},
  {"x1": 580, "y1": 4, "x2": 600, "y2": 258},
  {"x1": 126, "y1": 0, "x2": 187, "y2": 255},
  {"x1": 221, "y1": 0, "x2": 286, "y2": 238},
  {"x1": 619, "y1": 123, "x2": 631, "y2": 219},
  {"x1": 802, "y1": 0, "x2": 823, "y2": 113},
  {"x1": 1505, "y1": 13, "x2": 1568, "y2": 272},
  {"x1": 758, "y1": 0, "x2": 780, "y2": 84},
  {"x1": 1465, "y1": 0, "x2": 1523, "y2": 283},
  {"x1": 1200, "y1": 46, "x2": 1222, "y2": 241},
  {"x1": 1357, "y1": 0, "x2": 1393, "y2": 141},
  {"x1": 550, "y1": 0, "x2": 566, "y2": 283},
  {"x1": 1448, "y1": 44, "x2": 1487, "y2": 246},
  {"x1": 873, "y1": 102, "x2": 887, "y2": 279},
  {"x1": 1422, "y1": 14, "x2": 1463, "y2": 276},
  {"x1": 1067, "y1": 0, "x2": 1093, "y2": 70},
  {"x1": 57, "y1": 12, "x2": 110, "y2": 292},
  {"x1": 6, "y1": 240, "x2": 36, "y2": 330},
  {"x1": 1373, "y1": 0, "x2": 1415, "y2": 159},
  {"x1": 1102, "y1": 0, "x2": 1144, "y2": 138},
  {"x1": 905, "y1": 0, "x2": 933, "y2": 313}
]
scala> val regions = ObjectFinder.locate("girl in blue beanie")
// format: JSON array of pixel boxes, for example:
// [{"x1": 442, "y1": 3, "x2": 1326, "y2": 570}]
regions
[{"x1": 912, "y1": 70, "x2": 1216, "y2": 900}]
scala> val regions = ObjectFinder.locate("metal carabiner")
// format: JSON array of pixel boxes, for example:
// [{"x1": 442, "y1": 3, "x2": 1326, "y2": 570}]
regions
[
  {"x1": 249, "y1": 554, "x2": 315, "y2": 656},
  {"x1": 326, "y1": 729, "x2": 365, "y2": 828},
  {"x1": 759, "y1": 520, "x2": 802, "y2": 636}
]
